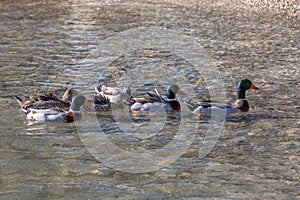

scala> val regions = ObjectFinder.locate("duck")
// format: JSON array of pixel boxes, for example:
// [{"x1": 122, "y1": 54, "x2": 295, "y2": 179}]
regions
[
  {"x1": 185, "y1": 79, "x2": 260, "y2": 117},
  {"x1": 93, "y1": 93, "x2": 113, "y2": 111},
  {"x1": 93, "y1": 84, "x2": 131, "y2": 111},
  {"x1": 130, "y1": 85, "x2": 185, "y2": 115},
  {"x1": 14, "y1": 88, "x2": 76, "y2": 114},
  {"x1": 25, "y1": 95, "x2": 92, "y2": 124}
]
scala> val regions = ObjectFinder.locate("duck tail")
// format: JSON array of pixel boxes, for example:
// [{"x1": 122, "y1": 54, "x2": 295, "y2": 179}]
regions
[
  {"x1": 14, "y1": 95, "x2": 23, "y2": 105},
  {"x1": 14, "y1": 95, "x2": 29, "y2": 114},
  {"x1": 185, "y1": 101, "x2": 198, "y2": 111},
  {"x1": 129, "y1": 97, "x2": 136, "y2": 106},
  {"x1": 94, "y1": 85, "x2": 102, "y2": 94},
  {"x1": 122, "y1": 86, "x2": 131, "y2": 96}
]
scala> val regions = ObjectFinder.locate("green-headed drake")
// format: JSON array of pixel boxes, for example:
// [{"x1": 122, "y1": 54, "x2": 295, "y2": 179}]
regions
[
  {"x1": 25, "y1": 95, "x2": 93, "y2": 124},
  {"x1": 15, "y1": 88, "x2": 77, "y2": 113},
  {"x1": 186, "y1": 79, "x2": 260, "y2": 117},
  {"x1": 130, "y1": 85, "x2": 185, "y2": 115}
]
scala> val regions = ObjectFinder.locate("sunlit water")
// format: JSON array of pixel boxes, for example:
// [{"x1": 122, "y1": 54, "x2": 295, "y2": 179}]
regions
[{"x1": 0, "y1": 0, "x2": 299, "y2": 199}]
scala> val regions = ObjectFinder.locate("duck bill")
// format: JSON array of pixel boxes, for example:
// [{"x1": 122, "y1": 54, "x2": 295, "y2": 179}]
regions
[
  {"x1": 84, "y1": 101, "x2": 94, "y2": 109},
  {"x1": 177, "y1": 89, "x2": 186, "y2": 97},
  {"x1": 251, "y1": 83, "x2": 260, "y2": 90}
]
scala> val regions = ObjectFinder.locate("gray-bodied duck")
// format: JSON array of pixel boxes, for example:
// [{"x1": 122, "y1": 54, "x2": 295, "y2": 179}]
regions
[
  {"x1": 185, "y1": 79, "x2": 260, "y2": 117},
  {"x1": 130, "y1": 85, "x2": 185, "y2": 115}
]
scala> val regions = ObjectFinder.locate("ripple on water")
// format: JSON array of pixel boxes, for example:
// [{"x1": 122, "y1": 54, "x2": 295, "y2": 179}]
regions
[{"x1": 0, "y1": 0, "x2": 299, "y2": 199}]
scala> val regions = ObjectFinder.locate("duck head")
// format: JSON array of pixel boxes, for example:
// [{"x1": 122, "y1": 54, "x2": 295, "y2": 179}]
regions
[
  {"x1": 166, "y1": 85, "x2": 185, "y2": 99},
  {"x1": 237, "y1": 79, "x2": 260, "y2": 99},
  {"x1": 70, "y1": 95, "x2": 92, "y2": 111}
]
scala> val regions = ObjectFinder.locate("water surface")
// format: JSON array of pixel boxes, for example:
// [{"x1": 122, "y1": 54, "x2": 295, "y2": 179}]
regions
[{"x1": 0, "y1": 0, "x2": 299, "y2": 199}]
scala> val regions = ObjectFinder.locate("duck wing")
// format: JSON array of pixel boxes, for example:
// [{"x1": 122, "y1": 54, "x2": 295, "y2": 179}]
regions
[
  {"x1": 197, "y1": 100, "x2": 231, "y2": 109},
  {"x1": 30, "y1": 100, "x2": 69, "y2": 110},
  {"x1": 38, "y1": 93, "x2": 59, "y2": 101},
  {"x1": 130, "y1": 97, "x2": 154, "y2": 104},
  {"x1": 94, "y1": 94, "x2": 110, "y2": 105},
  {"x1": 185, "y1": 100, "x2": 199, "y2": 111},
  {"x1": 146, "y1": 88, "x2": 165, "y2": 102},
  {"x1": 185, "y1": 100, "x2": 231, "y2": 111},
  {"x1": 15, "y1": 94, "x2": 70, "y2": 113}
]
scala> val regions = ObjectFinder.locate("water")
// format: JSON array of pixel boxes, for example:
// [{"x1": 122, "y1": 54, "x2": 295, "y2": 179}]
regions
[{"x1": 0, "y1": 0, "x2": 299, "y2": 199}]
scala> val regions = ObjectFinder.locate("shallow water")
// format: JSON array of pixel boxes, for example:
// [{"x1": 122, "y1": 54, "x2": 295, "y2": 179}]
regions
[{"x1": 0, "y1": 0, "x2": 299, "y2": 199}]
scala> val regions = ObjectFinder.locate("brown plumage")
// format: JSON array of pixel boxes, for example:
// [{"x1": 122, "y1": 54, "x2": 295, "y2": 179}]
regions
[{"x1": 15, "y1": 88, "x2": 76, "y2": 113}]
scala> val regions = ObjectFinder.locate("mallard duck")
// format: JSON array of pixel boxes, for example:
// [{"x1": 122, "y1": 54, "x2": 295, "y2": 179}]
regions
[
  {"x1": 185, "y1": 79, "x2": 260, "y2": 117},
  {"x1": 130, "y1": 85, "x2": 185, "y2": 114},
  {"x1": 25, "y1": 95, "x2": 92, "y2": 124},
  {"x1": 93, "y1": 85, "x2": 131, "y2": 111},
  {"x1": 15, "y1": 88, "x2": 76, "y2": 114},
  {"x1": 95, "y1": 85, "x2": 131, "y2": 103},
  {"x1": 93, "y1": 93, "x2": 112, "y2": 111}
]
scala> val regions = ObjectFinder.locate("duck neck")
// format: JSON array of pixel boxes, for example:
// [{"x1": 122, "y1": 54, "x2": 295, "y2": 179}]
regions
[
  {"x1": 70, "y1": 104, "x2": 80, "y2": 112},
  {"x1": 237, "y1": 88, "x2": 246, "y2": 99},
  {"x1": 167, "y1": 91, "x2": 176, "y2": 99},
  {"x1": 70, "y1": 100, "x2": 81, "y2": 111}
]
